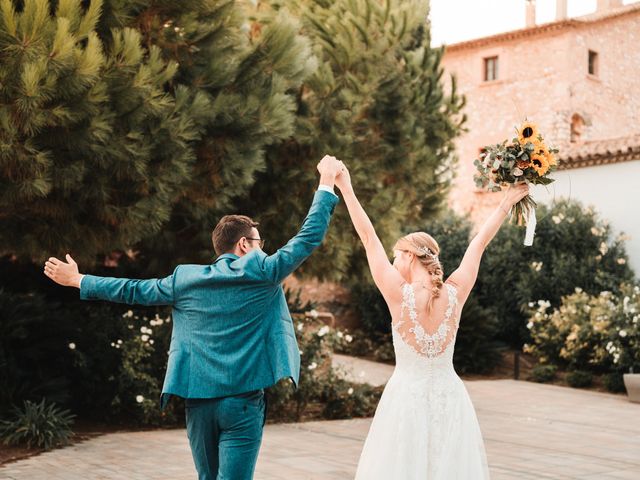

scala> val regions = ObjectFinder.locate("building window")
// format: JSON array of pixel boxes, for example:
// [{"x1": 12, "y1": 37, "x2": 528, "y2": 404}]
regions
[
  {"x1": 483, "y1": 56, "x2": 499, "y2": 82},
  {"x1": 588, "y1": 50, "x2": 598, "y2": 76},
  {"x1": 571, "y1": 113, "x2": 585, "y2": 143}
]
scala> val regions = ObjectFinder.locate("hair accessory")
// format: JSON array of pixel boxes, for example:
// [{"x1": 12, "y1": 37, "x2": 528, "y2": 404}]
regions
[{"x1": 418, "y1": 245, "x2": 438, "y2": 262}]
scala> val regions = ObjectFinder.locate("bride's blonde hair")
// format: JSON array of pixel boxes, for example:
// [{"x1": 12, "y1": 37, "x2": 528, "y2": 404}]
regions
[{"x1": 393, "y1": 232, "x2": 443, "y2": 311}]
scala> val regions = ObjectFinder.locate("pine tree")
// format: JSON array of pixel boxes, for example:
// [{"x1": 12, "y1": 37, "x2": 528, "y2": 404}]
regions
[
  {"x1": 0, "y1": 0, "x2": 315, "y2": 268},
  {"x1": 242, "y1": 0, "x2": 466, "y2": 280},
  {"x1": 88, "y1": 1, "x2": 316, "y2": 272},
  {"x1": 0, "y1": 0, "x2": 203, "y2": 262}
]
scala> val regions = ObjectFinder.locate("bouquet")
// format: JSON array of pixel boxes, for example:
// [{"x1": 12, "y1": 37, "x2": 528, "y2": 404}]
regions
[{"x1": 473, "y1": 121, "x2": 559, "y2": 245}]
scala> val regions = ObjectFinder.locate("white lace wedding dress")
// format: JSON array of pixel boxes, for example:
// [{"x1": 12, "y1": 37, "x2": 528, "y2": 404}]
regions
[{"x1": 355, "y1": 282, "x2": 490, "y2": 479}]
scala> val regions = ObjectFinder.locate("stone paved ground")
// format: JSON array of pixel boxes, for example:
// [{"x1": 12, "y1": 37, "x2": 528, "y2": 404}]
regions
[{"x1": 1, "y1": 357, "x2": 639, "y2": 480}]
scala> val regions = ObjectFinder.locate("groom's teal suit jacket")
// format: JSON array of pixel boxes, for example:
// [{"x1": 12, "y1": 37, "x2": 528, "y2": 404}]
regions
[{"x1": 79, "y1": 190, "x2": 339, "y2": 407}]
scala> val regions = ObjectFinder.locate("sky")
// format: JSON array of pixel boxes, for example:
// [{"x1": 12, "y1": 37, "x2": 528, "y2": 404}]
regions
[{"x1": 430, "y1": 0, "x2": 640, "y2": 46}]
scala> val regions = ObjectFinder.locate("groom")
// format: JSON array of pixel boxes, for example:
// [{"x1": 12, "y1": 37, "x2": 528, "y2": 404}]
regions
[{"x1": 44, "y1": 155, "x2": 342, "y2": 479}]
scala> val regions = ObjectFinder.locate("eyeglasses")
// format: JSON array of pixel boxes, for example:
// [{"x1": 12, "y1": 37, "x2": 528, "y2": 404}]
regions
[{"x1": 246, "y1": 237, "x2": 265, "y2": 249}]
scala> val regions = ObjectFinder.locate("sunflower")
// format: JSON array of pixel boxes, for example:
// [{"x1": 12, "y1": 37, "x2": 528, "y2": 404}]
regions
[
  {"x1": 546, "y1": 152, "x2": 557, "y2": 167},
  {"x1": 531, "y1": 153, "x2": 550, "y2": 176},
  {"x1": 535, "y1": 143, "x2": 550, "y2": 157},
  {"x1": 518, "y1": 122, "x2": 540, "y2": 145}
]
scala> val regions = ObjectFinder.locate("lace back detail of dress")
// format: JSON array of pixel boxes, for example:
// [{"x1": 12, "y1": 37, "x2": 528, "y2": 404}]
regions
[{"x1": 394, "y1": 283, "x2": 459, "y2": 359}]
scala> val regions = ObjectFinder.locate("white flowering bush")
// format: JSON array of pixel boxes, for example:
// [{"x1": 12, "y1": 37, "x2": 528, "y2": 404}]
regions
[
  {"x1": 106, "y1": 310, "x2": 176, "y2": 425},
  {"x1": 267, "y1": 316, "x2": 380, "y2": 422},
  {"x1": 525, "y1": 284, "x2": 640, "y2": 381},
  {"x1": 482, "y1": 199, "x2": 634, "y2": 348}
]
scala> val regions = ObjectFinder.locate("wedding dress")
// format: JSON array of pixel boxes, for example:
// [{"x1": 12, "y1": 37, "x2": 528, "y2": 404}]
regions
[{"x1": 355, "y1": 282, "x2": 490, "y2": 479}]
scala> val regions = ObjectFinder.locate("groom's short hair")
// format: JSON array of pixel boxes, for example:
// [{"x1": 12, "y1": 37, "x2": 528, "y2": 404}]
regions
[{"x1": 212, "y1": 215, "x2": 259, "y2": 256}]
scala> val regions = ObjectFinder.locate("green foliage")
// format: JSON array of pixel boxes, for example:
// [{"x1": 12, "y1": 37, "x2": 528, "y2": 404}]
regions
[
  {"x1": 0, "y1": 0, "x2": 200, "y2": 262},
  {"x1": 0, "y1": 399, "x2": 75, "y2": 450},
  {"x1": 566, "y1": 370, "x2": 593, "y2": 388},
  {"x1": 348, "y1": 199, "x2": 634, "y2": 374},
  {"x1": 0, "y1": 274, "x2": 181, "y2": 426},
  {"x1": 320, "y1": 373, "x2": 382, "y2": 420},
  {"x1": 530, "y1": 364, "x2": 557, "y2": 383},
  {"x1": 333, "y1": 329, "x2": 393, "y2": 362},
  {"x1": 266, "y1": 318, "x2": 380, "y2": 422},
  {"x1": 476, "y1": 199, "x2": 634, "y2": 347},
  {"x1": 0, "y1": 288, "x2": 71, "y2": 412},
  {"x1": 245, "y1": 0, "x2": 465, "y2": 280},
  {"x1": 0, "y1": 0, "x2": 315, "y2": 267},
  {"x1": 526, "y1": 284, "x2": 640, "y2": 376},
  {"x1": 603, "y1": 372, "x2": 626, "y2": 393}
]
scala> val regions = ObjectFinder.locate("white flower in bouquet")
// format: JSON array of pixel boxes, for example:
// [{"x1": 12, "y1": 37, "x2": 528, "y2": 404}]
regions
[
  {"x1": 307, "y1": 362, "x2": 318, "y2": 370},
  {"x1": 317, "y1": 325, "x2": 330, "y2": 337},
  {"x1": 68, "y1": 342, "x2": 76, "y2": 350},
  {"x1": 347, "y1": 388, "x2": 354, "y2": 395},
  {"x1": 619, "y1": 330, "x2": 628, "y2": 338},
  {"x1": 136, "y1": 395, "x2": 144, "y2": 403},
  {"x1": 345, "y1": 334, "x2": 353, "y2": 343},
  {"x1": 141, "y1": 334, "x2": 149, "y2": 342}
]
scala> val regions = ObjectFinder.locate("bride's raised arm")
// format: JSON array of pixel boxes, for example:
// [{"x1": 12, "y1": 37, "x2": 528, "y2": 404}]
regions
[
  {"x1": 335, "y1": 162, "x2": 405, "y2": 303},
  {"x1": 447, "y1": 183, "x2": 529, "y2": 302}
]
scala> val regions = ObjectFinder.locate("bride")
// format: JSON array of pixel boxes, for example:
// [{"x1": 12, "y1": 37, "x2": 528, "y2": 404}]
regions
[{"x1": 333, "y1": 161, "x2": 529, "y2": 479}]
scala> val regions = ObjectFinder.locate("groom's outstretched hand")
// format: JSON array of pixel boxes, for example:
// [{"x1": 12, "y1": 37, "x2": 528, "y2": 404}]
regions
[
  {"x1": 44, "y1": 254, "x2": 84, "y2": 288},
  {"x1": 317, "y1": 154, "x2": 341, "y2": 189}
]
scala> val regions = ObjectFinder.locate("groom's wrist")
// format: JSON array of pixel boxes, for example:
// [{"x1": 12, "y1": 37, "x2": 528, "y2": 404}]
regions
[
  {"x1": 319, "y1": 171, "x2": 337, "y2": 189},
  {"x1": 74, "y1": 274, "x2": 85, "y2": 289}
]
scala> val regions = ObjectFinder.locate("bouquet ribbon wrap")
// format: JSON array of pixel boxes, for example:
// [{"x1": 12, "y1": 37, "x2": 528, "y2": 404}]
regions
[
  {"x1": 523, "y1": 183, "x2": 536, "y2": 246},
  {"x1": 524, "y1": 206, "x2": 536, "y2": 246}
]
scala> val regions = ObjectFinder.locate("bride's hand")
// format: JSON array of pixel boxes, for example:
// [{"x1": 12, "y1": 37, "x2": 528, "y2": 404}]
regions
[
  {"x1": 503, "y1": 183, "x2": 529, "y2": 207},
  {"x1": 335, "y1": 161, "x2": 353, "y2": 193}
]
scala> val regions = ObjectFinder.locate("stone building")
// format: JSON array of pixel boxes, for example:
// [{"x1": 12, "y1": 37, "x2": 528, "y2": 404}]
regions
[{"x1": 441, "y1": 0, "x2": 640, "y2": 272}]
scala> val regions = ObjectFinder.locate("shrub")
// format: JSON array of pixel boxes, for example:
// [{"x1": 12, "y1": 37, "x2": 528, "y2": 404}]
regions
[
  {"x1": 321, "y1": 373, "x2": 382, "y2": 419},
  {"x1": 526, "y1": 284, "x2": 640, "y2": 376},
  {"x1": 0, "y1": 289, "x2": 70, "y2": 412},
  {"x1": 0, "y1": 399, "x2": 75, "y2": 450},
  {"x1": 476, "y1": 199, "x2": 634, "y2": 348},
  {"x1": 266, "y1": 318, "x2": 380, "y2": 422},
  {"x1": 603, "y1": 372, "x2": 626, "y2": 393},
  {"x1": 566, "y1": 370, "x2": 593, "y2": 388},
  {"x1": 530, "y1": 364, "x2": 557, "y2": 383},
  {"x1": 350, "y1": 199, "x2": 634, "y2": 371}
]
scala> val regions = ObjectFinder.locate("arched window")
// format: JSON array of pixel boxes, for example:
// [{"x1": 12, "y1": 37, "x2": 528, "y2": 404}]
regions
[{"x1": 570, "y1": 114, "x2": 585, "y2": 143}]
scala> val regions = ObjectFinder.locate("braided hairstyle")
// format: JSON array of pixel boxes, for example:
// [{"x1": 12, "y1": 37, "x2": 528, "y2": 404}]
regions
[{"x1": 394, "y1": 232, "x2": 443, "y2": 312}]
